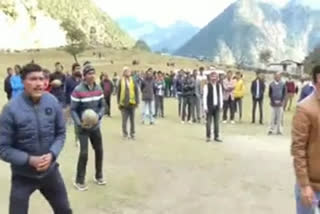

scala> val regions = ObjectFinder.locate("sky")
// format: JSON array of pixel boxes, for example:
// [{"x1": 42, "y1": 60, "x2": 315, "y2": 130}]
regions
[{"x1": 95, "y1": 0, "x2": 320, "y2": 27}]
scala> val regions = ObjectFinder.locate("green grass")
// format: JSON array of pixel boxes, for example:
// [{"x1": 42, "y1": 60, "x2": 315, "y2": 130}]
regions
[{"x1": 0, "y1": 49, "x2": 295, "y2": 213}]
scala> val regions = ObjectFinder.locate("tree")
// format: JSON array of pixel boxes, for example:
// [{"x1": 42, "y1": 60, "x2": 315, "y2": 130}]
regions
[
  {"x1": 304, "y1": 46, "x2": 320, "y2": 75},
  {"x1": 133, "y1": 40, "x2": 151, "y2": 52},
  {"x1": 259, "y1": 50, "x2": 272, "y2": 67},
  {"x1": 61, "y1": 20, "x2": 87, "y2": 62}
]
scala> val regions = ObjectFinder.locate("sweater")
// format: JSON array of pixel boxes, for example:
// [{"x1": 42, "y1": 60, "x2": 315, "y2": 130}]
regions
[
  {"x1": 269, "y1": 81, "x2": 286, "y2": 107},
  {"x1": 234, "y1": 79, "x2": 245, "y2": 98}
]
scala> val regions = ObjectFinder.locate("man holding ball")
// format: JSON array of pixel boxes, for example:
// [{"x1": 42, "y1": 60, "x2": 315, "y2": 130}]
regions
[{"x1": 71, "y1": 64, "x2": 106, "y2": 191}]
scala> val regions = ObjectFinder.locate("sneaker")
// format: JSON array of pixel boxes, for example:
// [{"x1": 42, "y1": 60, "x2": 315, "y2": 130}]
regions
[
  {"x1": 93, "y1": 177, "x2": 107, "y2": 186},
  {"x1": 206, "y1": 138, "x2": 211, "y2": 143},
  {"x1": 122, "y1": 135, "x2": 129, "y2": 140},
  {"x1": 73, "y1": 182, "x2": 88, "y2": 191},
  {"x1": 214, "y1": 138, "x2": 223, "y2": 143},
  {"x1": 277, "y1": 132, "x2": 283, "y2": 135},
  {"x1": 231, "y1": 120, "x2": 235, "y2": 124},
  {"x1": 181, "y1": 121, "x2": 185, "y2": 124},
  {"x1": 222, "y1": 120, "x2": 227, "y2": 124},
  {"x1": 130, "y1": 135, "x2": 136, "y2": 140},
  {"x1": 150, "y1": 121, "x2": 155, "y2": 125},
  {"x1": 268, "y1": 131, "x2": 273, "y2": 135},
  {"x1": 188, "y1": 120, "x2": 193, "y2": 124}
]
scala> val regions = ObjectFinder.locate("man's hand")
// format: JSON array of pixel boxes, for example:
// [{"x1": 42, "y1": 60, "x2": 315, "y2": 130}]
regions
[
  {"x1": 301, "y1": 185, "x2": 315, "y2": 207},
  {"x1": 29, "y1": 156, "x2": 43, "y2": 169}
]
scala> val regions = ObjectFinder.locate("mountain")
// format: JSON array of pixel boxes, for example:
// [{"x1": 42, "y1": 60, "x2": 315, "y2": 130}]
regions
[
  {"x1": 175, "y1": 0, "x2": 320, "y2": 66},
  {"x1": 117, "y1": 17, "x2": 199, "y2": 53},
  {"x1": 0, "y1": 0, "x2": 134, "y2": 50}
]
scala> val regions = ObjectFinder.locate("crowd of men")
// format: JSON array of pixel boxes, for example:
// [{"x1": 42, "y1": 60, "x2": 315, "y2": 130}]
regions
[{"x1": 0, "y1": 60, "x2": 318, "y2": 214}]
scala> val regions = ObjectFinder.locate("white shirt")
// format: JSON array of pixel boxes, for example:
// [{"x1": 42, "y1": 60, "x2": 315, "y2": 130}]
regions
[
  {"x1": 256, "y1": 80, "x2": 260, "y2": 98},
  {"x1": 203, "y1": 83, "x2": 223, "y2": 111}
]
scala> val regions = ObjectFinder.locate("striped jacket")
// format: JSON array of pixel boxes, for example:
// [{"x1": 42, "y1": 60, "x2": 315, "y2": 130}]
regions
[{"x1": 70, "y1": 82, "x2": 105, "y2": 128}]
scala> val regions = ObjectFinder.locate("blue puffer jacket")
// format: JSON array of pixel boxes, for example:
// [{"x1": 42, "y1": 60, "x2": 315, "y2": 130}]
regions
[{"x1": 0, "y1": 92, "x2": 66, "y2": 179}]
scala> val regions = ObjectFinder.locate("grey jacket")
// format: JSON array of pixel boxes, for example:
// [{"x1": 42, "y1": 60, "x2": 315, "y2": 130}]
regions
[
  {"x1": 0, "y1": 92, "x2": 65, "y2": 179},
  {"x1": 141, "y1": 77, "x2": 155, "y2": 101}
]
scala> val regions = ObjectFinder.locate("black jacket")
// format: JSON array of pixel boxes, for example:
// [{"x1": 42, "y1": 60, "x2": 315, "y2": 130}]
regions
[
  {"x1": 251, "y1": 79, "x2": 265, "y2": 99},
  {"x1": 4, "y1": 75, "x2": 12, "y2": 99}
]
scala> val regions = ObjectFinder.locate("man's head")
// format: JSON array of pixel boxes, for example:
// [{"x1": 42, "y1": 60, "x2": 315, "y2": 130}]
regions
[
  {"x1": 21, "y1": 63, "x2": 44, "y2": 101},
  {"x1": 104, "y1": 73, "x2": 109, "y2": 80},
  {"x1": 210, "y1": 71, "x2": 218, "y2": 82},
  {"x1": 123, "y1": 66, "x2": 131, "y2": 78},
  {"x1": 274, "y1": 72, "x2": 281, "y2": 82},
  {"x1": 236, "y1": 72, "x2": 241, "y2": 80},
  {"x1": 55, "y1": 62, "x2": 62, "y2": 72},
  {"x1": 7, "y1": 67, "x2": 13, "y2": 76},
  {"x1": 312, "y1": 65, "x2": 320, "y2": 87},
  {"x1": 199, "y1": 67, "x2": 204, "y2": 75},
  {"x1": 227, "y1": 71, "x2": 233, "y2": 79},
  {"x1": 14, "y1": 65, "x2": 21, "y2": 75},
  {"x1": 83, "y1": 64, "x2": 96, "y2": 85}
]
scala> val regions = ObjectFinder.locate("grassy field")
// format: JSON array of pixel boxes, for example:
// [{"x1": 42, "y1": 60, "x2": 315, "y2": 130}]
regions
[{"x1": 0, "y1": 49, "x2": 296, "y2": 213}]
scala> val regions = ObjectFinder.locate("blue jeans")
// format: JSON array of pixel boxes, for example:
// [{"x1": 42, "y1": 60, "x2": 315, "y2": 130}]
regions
[
  {"x1": 296, "y1": 184, "x2": 320, "y2": 214},
  {"x1": 143, "y1": 100, "x2": 155, "y2": 124}
]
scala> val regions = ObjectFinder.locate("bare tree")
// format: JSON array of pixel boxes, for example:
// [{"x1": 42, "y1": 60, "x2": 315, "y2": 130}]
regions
[{"x1": 259, "y1": 50, "x2": 272, "y2": 67}]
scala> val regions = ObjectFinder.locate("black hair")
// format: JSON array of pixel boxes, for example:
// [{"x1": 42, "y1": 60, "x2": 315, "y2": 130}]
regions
[
  {"x1": 21, "y1": 63, "x2": 43, "y2": 80},
  {"x1": 55, "y1": 62, "x2": 61, "y2": 66},
  {"x1": 72, "y1": 63, "x2": 80, "y2": 71},
  {"x1": 83, "y1": 61, "x2": 91, "y2": 66},
  {"x1": 199, "y1": 67, "x2": 204, "y2": 72},
  {"x1": 312, "y1": 65, "x2": 320, "y2": 83},
  {"x1": 7, "y1": 67, "x2": 13, "y2": 72}
]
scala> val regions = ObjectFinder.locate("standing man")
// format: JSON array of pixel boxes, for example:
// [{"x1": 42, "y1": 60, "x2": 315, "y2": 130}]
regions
[
  {"x1": 251, "y1": 71, "x2": 266, "y2": 124},
  {"x1": 4, "y1": 67, "x2": 13, "y2": 100},
  {"x1": 71, "y1": 64, "x2": 106, "y2": 191},
  {"x1": 174, "y1": 70, "x2": 184, "y2": 117},
  {"x1": 100, "y1": 73, "x2": 114, "y2": 117},
  {"x1": 112, "y1": 72, "x2": 120, "y2": 95},
  {"x1": 234, "y1": 72, "x2": 245, "y2": 122},
  {"x1": 284, "y1": 75, "x2": 297, "y2": 111},
  {"x1": 0, "y1": 63, "x2": 72, "y2": 214},
  {"x1": 65, "y1": 63, "x2": 82, "y2": 122},
  {"x1": 194, "y1": 69, "x2": 203, "y2": 123},
  {"x1": 117, "y1": 67, "x2": 139, "y2": 140},
  {"x1": 292, "y1": 65, "x2": 320, "y2": 214},
  {"x1": 181, "y1": 71, "x2": 196, "y2": 124},
  {"x1": 50, "y1": 62, "x2": 66, "y2": 107},
  {"x1": 268, "y1": 72, "x2": 286, "y2": 135},
  {"x1": 141, "y1": 70, "x2": 156, "y2": 125},
  {"x1": 155, "y1": 72, "x2": 165, "y2": 118},
  {"x1": 222, "y1": 71, "x2": 236, "y2": 124},
  {"x1": 203, "y1": 71, "x2": 223, "y2": 143}
]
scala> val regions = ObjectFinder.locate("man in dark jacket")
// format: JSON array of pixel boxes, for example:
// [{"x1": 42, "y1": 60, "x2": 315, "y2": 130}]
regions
[
  {"x1": 4, "y1": 67, "x2": 13, "y2": 100},
  {"x1": 141, "y1": 70, "x2": 156, "y2": 125},
  {"x1": 100, "y1": 73, "x2": 114, "y2": 117},
  {"x1": 50, "y1": 62, "x2": 66, "y2": 107},
  {"x1": 71, "y1": 64, "x2": 106, "y2": 191},
  {"x1": 203, "y1": 71, "x2": 223, "y2": 142},
  {"x1": 0, "y1": 63, "x2": 72, "y2": 214},
  {"x1": 181, "y1": 71, "x2": 196, "y2": 124},
  {"x1": 174, "y1": 71, "x2": 184, "y2": 116},
  {"x1": 251, "y1": 71, "x2": 266, "y2": 124}
]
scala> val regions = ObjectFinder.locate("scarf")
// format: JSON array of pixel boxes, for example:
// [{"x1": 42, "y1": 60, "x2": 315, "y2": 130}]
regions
[{"x1": 120, "y1": 77, "x2": 136, "y2": 107}]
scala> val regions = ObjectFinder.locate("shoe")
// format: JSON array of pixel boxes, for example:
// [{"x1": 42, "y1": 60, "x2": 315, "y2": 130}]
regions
[
  {"x1": 231, "y1": 120, "x2": 235, "y2": 124},
  {"x1": 188, "y1": 120, "x2": 193, "y2": 124},
  {"x1": 122, "y1": 135, "x2": 129, "y2": 140},
  {"x1": 277, "y1": 132, "x2": 283, "y2": 135},
  {"x1": 214, "y1": 138, "x2": 223, "y2": 143},
  {"x1": 252, "y1": 121, "x2": 255, "y2": 124},
  {"x1": 268, "y1": 131, "x2": 273, "y2": 135},
  {"x1": 150, "y1": 122, "x2": 154, "y2": 125},
  {"x1": 93, "y1": 177, "x2": 107, "y2": 186},
  {"x1": 206, "y1": 138, "x2": 211, "y2": 143},
  {"x1": 130, "y1": 135, "x2": 136, "y2": 140},
  {"x1": 181, "y1": 121, "x2": 185, "y2": 124},
  {"x1": 73, "y1": 182, "x2": 88, "y2": 191},
  {"x1": 222, "y1": 120, "x2": 227, "y2": 124},
  {"x1": 260, "y1": 121, "x2": 264, "y2": 125}
]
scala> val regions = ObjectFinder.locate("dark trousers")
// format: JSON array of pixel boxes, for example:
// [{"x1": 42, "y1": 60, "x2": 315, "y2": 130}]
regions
[
  {"x1": 155, "y1": 95, "x2": 164, "y2": 117},
  {"x1": 223, "y1": 97, "x2": 235, "y2": 121},
  {"x1": 206, "y1": 107, "x2": 220, "y2": 139},
  {"x1": 252, "y1": 98, "x2": 264, "y2": 123},
  {"x1": 10, "y1": 167, "x2": 72, "y2": 214},
  {"x1": 104, "y1": 95, "x2": 111, "y2": 116},
  {"x1": 182, "y1": 96, "x2": 195, "y2": 121},
  {"x1": 76, "y1": 128, "x2": 103, "y2": 184},
  {"x1": 177, "y1": 94, "x2": 183, "y2": 116},
  {"x1": 121, "y1": 106, "x2": 135, "y2": 137},
  {"x1": 234, "y1": 98, "x2": 243, "y2": 120}
]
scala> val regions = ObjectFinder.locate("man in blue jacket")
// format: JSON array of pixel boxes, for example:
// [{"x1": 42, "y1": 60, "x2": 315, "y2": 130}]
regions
[{"x1": 0, "y1": 63, "x2": 72, "y2": 214}]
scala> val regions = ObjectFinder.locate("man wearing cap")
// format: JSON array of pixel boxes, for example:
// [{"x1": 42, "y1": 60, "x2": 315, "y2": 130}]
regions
[
  {"x1": 117, "y1": 67, "x2": 140, "y2": 140},
  {"x1": 203, "y1": 71, "x2": 223, "y2": 142},
  {"x1": 71, "y1": 64, "x2": 106, "y2": 191}
]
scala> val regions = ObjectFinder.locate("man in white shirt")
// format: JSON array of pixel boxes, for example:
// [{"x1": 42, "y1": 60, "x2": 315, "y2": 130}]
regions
[{"x1": 203, "y1": 71, "x2": 223, "y2": 143}]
